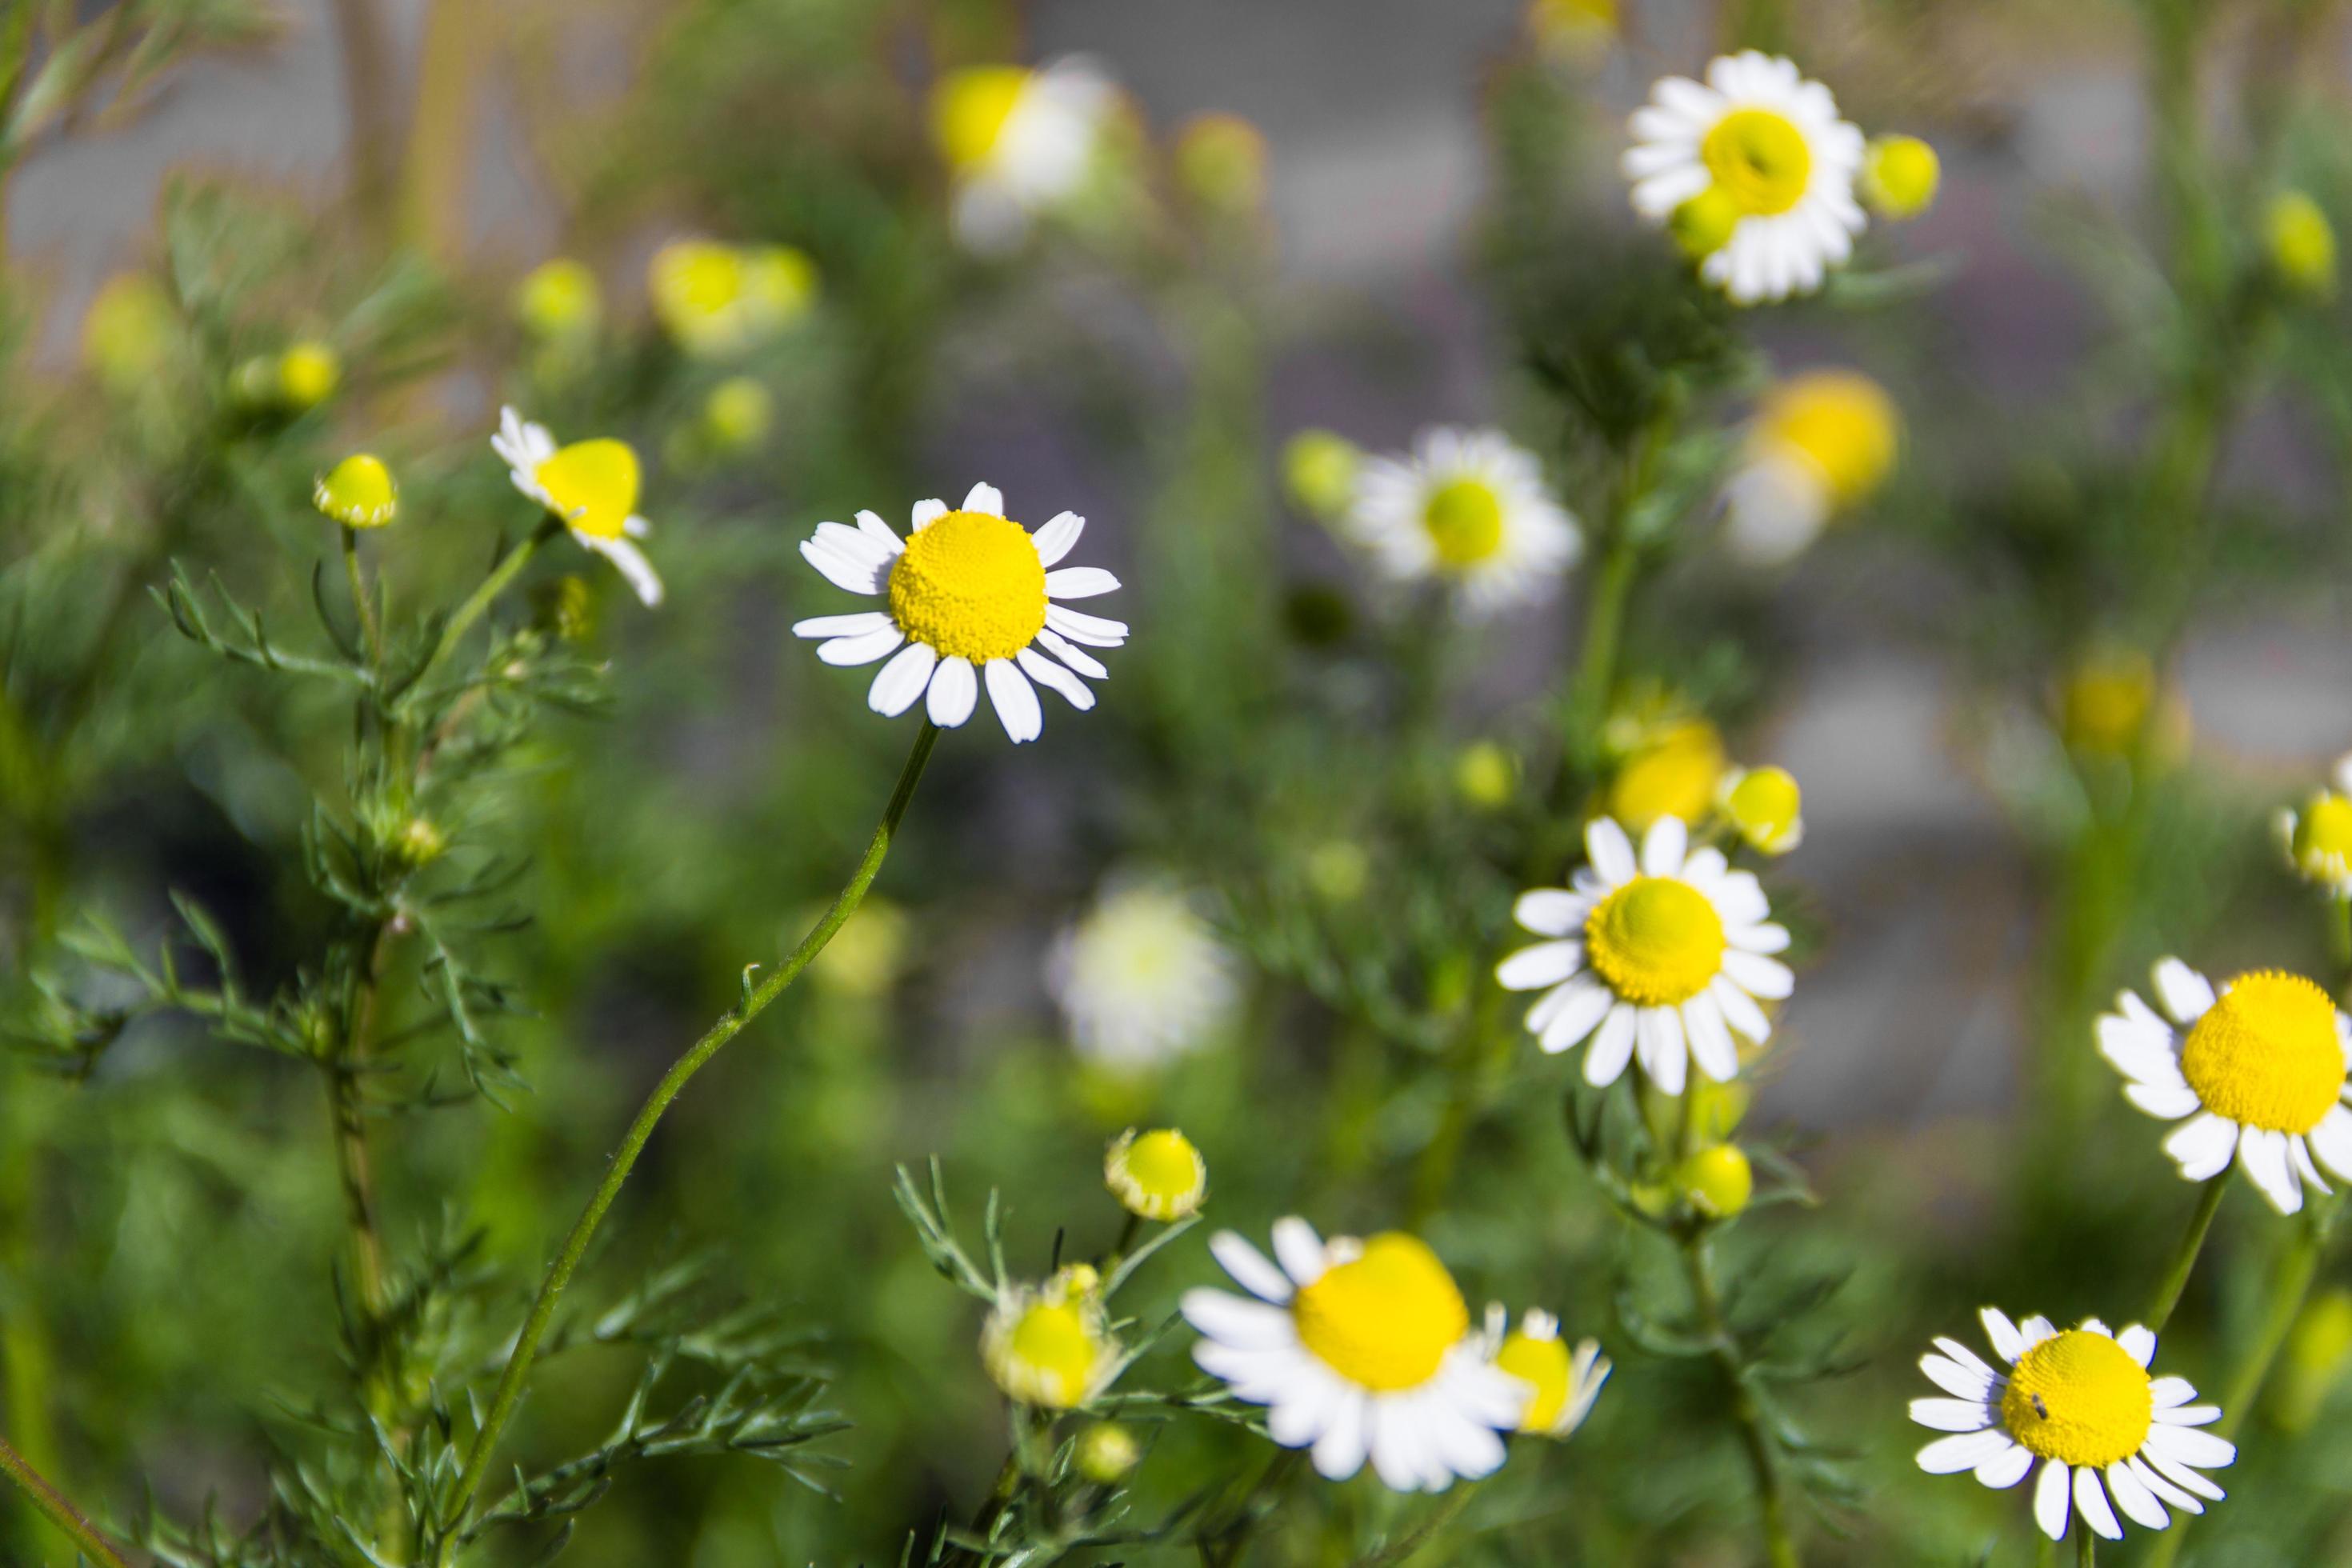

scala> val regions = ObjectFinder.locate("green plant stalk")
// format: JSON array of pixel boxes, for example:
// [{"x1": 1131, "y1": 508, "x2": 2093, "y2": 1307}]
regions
[
  {"x1": 1681, "y1": 1229, "x2": 1799, "y2": 1568},
  {"x1": 344, "y1": 526, "x2": 386, "y2": 670},
  {"x1": 2143, "y1": 1176, "x2": 2229, "y2": 1334},
  {"x1": 1355, "y1": 1478, "x2": 1482, "y2": 1566},
  {"x1": 434, "y1": 720, "x2": 941, "y2": 1554},
  {"x1": 414, "y1": 518, "x2": 560, "y2": 690},
  {"x1": 0, "y1": 1430, "x2": 125, "y2": 1568},
  {"x1": 2078, "y1": 1528, "x2": 2095, "y2": 1566}
]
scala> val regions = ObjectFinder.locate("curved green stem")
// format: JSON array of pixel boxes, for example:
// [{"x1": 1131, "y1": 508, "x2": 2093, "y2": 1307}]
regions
[
  {"x1": 434, "y1": 721, "x2": 940, "y2": 1554},
  {"x1": 0, "y1": 1431, "x2": 126, "y2": 1568},
  {"x1": 343, "y1": 525, "x2": 385, "y2": 670},
  {"x1": 2144, "y1": 1176, "x2": 2228, "y2": 1334},
  {"x1": 404, "y1": 518, "x2": 560, "y2": 700},
  {"x1": 1680, "y1": 1230, "x2": 1799, "y2": 1568}
]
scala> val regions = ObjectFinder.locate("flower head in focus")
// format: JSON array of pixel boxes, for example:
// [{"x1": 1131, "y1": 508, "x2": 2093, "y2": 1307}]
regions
[
  {"x1": 1105, "y1": 1128, "x2": 1208, "y2": 1221},
  {"x1": 2098, "y1": 958, "x2": 2352, "y2": 1214},
  {"x1": 1343, "y1": 428, "x2": 1581, "y2": 617},
  {"x1": 792, "y1": 483, "x2": 1123, "y2": 742},
  {"x1": 1182, "y1": 1221, "x2": 1529, "y2": 1490},
  {"x1": 1624, "y1": 52, "x2": 1866, "y2": 304},
  {"x1": 492, "y1": 406, "x2": 664, "y2": 606},
  {"x1": 983, "y1": 1268, "x2": 1120, "y2": 1410},
  {"x1": 1481, "y1": 1306, "x2": 1610, "y2": 1438},
  {"x1": 1498, "y1": 815, "x2": 1792, "y2": 1093},
  {"x1": 933, "y1": 60, "x2": 1117, "y2": 254},
  {"x1": 1721, "y1": 370, "x2": 1899, "y2": 565},
  {"x1": 649, "y1": 239, "x2": 816, "y2": 356},
  {"x1": 1913, "y1": 1310, "x2": 2234, "y2": 1542},
  {"x1": 2278, "y1": 754, "x2": 2352, "y2": 896},
  {"x1": 1048, "y1": 882, "x2": 1236, "y2": 1070}
]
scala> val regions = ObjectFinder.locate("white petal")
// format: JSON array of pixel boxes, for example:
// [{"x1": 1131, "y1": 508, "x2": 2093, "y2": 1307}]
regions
[
  {"x1": 1207, "y1": 1232, "x2": 1292, "y2": 1303},
  {"x1": 1045, "y1": 566, "x2": 1120, "y2": 599},
  {"x1": 1586, "y1": 818, "x2": 1638, "y2": 884},
  {"x1": 802, "y1": 536, "x2": 886, "y2": 594},
  {"x1": 2126, "y1": 1083, "x2": 2203, "y2": 1119},
  {"x1": 1309, "y1": 1394, "x2": 1368, "y2": 1479},
  {"x1": 810, "y1": 520, "x2": 895, "y2": 569},
  {"x1": 1909, "y1": 1398, "x2": 1994, "y2": 1434},
  {"x1": 1538, "y1": 980, "x2": 1614, "y2": 1054},
  {"x1": 1031, "y1": 510, "x2": 1085, "y2": 566},
  {"x1": 1015, "y1": 647, "x2": 1094, "y2": 710},
  {"x1": 576, "y1": 531, "x2": 664, "y2": 606},
  {"x1": 2074, "y1": 1466, "x2": 2122, "y2": 1540},
  {"x1": 2034, "y1": 1458, "x2": 2073, "y2": 1541},
  {"x1": 2310, "y1": 1104, "x2": 2352, "y2": 1179},
  {"x1": 2129, "y1": 1454, "x2": 2203, "y2": 1514},
  {"x1": 1181, "y1": 1290, "x2": 1295, "y2": 1350},
  {"x1": 1035, "y1": 629, "x2": 1108, "y2": 679},
  {"x1": 2238, "y1": 1124, "x2": 2302, "y2": 1214},
  {"x1": 1682, "y1": 993, "x2": 1739, "y2": 1082},
  {"x1": 793, "y1": 612, "x2": 894, "y2": 639},
  {"x1": 2142, "y1": 1424, "x2": 2235, "y2": 1470},
  {"x1": 2105, "y1": 1460, "x2": 2169, "y2": 1530},
  {"x1": 2154, "y1": 959, "x2": 2215, "y2": 1024},
  {"x1": 1584, "y1": 1005, "x2": 1638, "y2": 1086},
  {"x1": 854, "y1": 509, "x2": 905, "y2": 554},
  {"x1": 1498, "y1": 941, "x2": 1584, "y2": 992},
  {"x1": 1636, "y1": 1006, "x2": 1687, "y2": 1095},
  {"x1": 2156, "y1": 1403, "x2": 2221, "y2": 1426},
  {"x1": 1726, "y1": 922, "x2": 1790, "y2": 954},
  {"x1": 1641, "y1": 816, "x2": 1689, "y2": 877},
  {"x1": 1271, "y1": 1218, "x2": 1326, "y2": 1287},
  {"x1": 2163, "y1": 1113, "x2": 2238, "y2": 1182},
  {"x1": 1915, "y1": 1430, "x2": 2010, "y2": 1473},
  {"x1": 1934, "y1": 1337, "x2": 1998, "y2": 1379},
  {"x1": 2118, "y1": 1326, "x2": 2157, "y2": 1367},
  {"x1": 2143, "y1": 1452, "x2": 2223, "y2": 1502},
  {"x1": 925, "y1": 655, "x2": 978, "y2": 727},
  {"x1": 910, "y1": 498, "x2": 948, "y2": 530},
  {"x1": 983, "y1": 659, "x2": 1042, "y2": 744},
  {"x1": 867, "y1": 642, "x2": 938, "y2": 716},
  {"x1": 1721, "y1": 950, "x2": 1794, "y2": 1000},
  {"x1": 1978, "y1": 1443, "x2": 2034, "y2": 1489},
  {"x1": 1513, "y1": 889, "x2": 1590, "y2": 938},
  {"x1": 1710, "y1": 976, "x2": 1773, "y2": 1043},
  {"x1": 1919, "y1": 1353, "x2": 1994, "y2": 1401},
  {"x1": 1981, "y1": 1309, "x2": 2026, "y2": 1364},
  {"x1": 818, "y1": 626, "x2": 905, "y2": 666},
  {"x1": 1045, "y1": 603, "x2": 1128, "y2": 647},
  {"x1": 962, "y1": 482, "x2": 1004, "y2": 515},
  {"x1": 2149, "y1": 1377, "x2": 2197, "y2": 1409}
]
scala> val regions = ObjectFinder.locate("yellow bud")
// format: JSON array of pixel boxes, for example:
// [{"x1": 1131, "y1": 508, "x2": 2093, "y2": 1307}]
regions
[
  {"x1": 703, "y1": 376, "x2": 774, "y2": 453},
  {"x1": 2268, "y1": 190, "x2": 2337, "y2": 298},
  {"x1": 1721, "y1": 766, "x2": 1803, "y2": 854},
  {"x1": 1675, "y1": 1142, "x2": 1754, "y2": 1218},
  {"x1": 81, "y1": 273, "x2": 178, "y2": 390},
  {"x1": 741, "y1": 245, "x2": 819, "y2": 326},
  {"x1": 1670, "y1": 187, "x2": 1743, "y2": 259},
  {"x1": 1174, "y1": 113, "x2": 1269, "y2": 213},
  {"x1": 1104, "y1": 1128, "x2": 1207, "y2": 1221},
  {"x1": 515, "y1": 258, "x2": 602, "y2": 339},
  {"x1": 396, "y1": 816, "x2": 446, "y2": 866},
  {"x1": 1640, "y1": 1074, "x2": 1750, "y2": 1149},
  {"x1": 1074, "y1": 1422, "x2": 1142, "y2": 1483},
  {"x1": 314, "y1": 454, "x2": 398, "y2": 529},
  {"x1": 1607, "y1": 719, "x2": 1726, "y2": 834},
  {"x1": 1861, "y1": 136, "x2": 1941, "y2": 221},
  {"x1": 278, "y1": 341, "x2": 341, "y2": 410},
  {"x1": 1282, "y1": 430, "x2": 1361, "y2": 521},
  {"x1": 1454, "y1": 742, "x2": 1518, "y2": 811},
  {"x1": 1305, "y1": 839, "x2": 1370, "y2": 903}
]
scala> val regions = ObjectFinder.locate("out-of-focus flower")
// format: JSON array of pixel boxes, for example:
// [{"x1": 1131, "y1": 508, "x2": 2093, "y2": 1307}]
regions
[
  {"x1": 81, "y1": 273, "x2": 178, "y2": 390},
  {"x1": 1498, "y1": 815, "x2": 1790, "y2": 1093},
  {"x1": 1529, "y1": 0, "x2": 1615, "y2": 63},
  {"x1": 2096, "y1": 958, "x2": 2352, "y2": 1215},
  {"x1": 1074, "y1": 1422, "x2": 1142, "y2": 1482},
  {"x1": 2278, "y1": 755, "x2": 2352, "y2": 896},
  {"x1": 1046, "y1": 882, "x2": 1236, "y2": 1070},
  {"x1": 1674, "y1": 1142, "x2": 1754, "y2": 1217},
  {"x1": 492, "y1": 406, "x2": 664, "y2": 606},
  {"x1": 1722, "y1": 370, "x2": 1900, "y2": 565},
  {"x1": 1182, "y1": 1220, "x2": 1527, "y2": 1489},
  {"x1": 2279, "y1": 1289, "x2": 2352, "y2": 1431},
  {"x1": 1454, "y1": 742, "x2": 1518, "y2": 811},
  {"x1": 278, "y1": 341, "x2": 341, "y2": 410},
  {"x1": 1607, "y1": 718, "x2": 1726, "y2": 833},
  {"x1": 808, "y1": 898, "x2": 909, "y2": 1000},
  {"x1": 1304, "y1": 839, "x2": 1370, "y2": 903},
  {"x1": 790, "y1": 483, "x2": 1123, "y2": 742},
  {"x1": 1104, "y1": 1128, "x2": 1208, "y2": 1220},
  {"x1": 932, "y1": 60, "x2": 1116, "y2": 254},
  {"x1": 515, "y1": 258, "x2": 602, "y2": 339},
  {"x1": 1282, "y1": 430, "x2": 1361, "y2": 522},
  {"x1": 1174, "y1": 113, "x2": 1268, "y2": 214},
  {"x1": 2058, "y1": 647, "x2": 2158, "y2": 756},
  {"x1": 2267, "y1": 191, "x2": 2336, "y2": 298},
  {"x1": 1861, "y1": 134, "x2": 1941, "y2": 220},
  {"x1": 314, "y1": 454, "x2": 398, "y2": 529},
  {"x1": 983, "y1": 1269, "x2": 1119, "y2": 1410},
  {"x1": 1624, "y1": 52, "x2": 1866, "y2": 304},
  {"x1": 1719, "y1": 764, "x2": 1803, "y2": 854},
  {"x1": 1482, "y1": 1306, "x2": 1610, "y2": 1438},
  {"x1": 648, "y1": 239, "x2": 816, "y2": 356},
  {"x1": 1344, "y1": 428, "x2": 1581, "y2": 617},
  {"x1": 1912, "y1": 1310, "x2": 2234, "y2": 1543},
  {"x1": 702, "y1": 376, "x2": 774, "y2": 454}
]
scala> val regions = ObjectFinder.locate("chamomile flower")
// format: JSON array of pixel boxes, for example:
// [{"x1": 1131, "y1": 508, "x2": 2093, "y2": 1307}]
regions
[
  {"x1": 1719, "y1": 765, "x2": 1804, "y2": 854},
  {"x1": 492, "y1": 406, "x2": 663, "y2": 606},
  {"x1": 1343, "y1": 428, "x2": 1580, "y2": 617},
  {"x1": 2097, "y1": 958, "x2": 2352, "y2": 1214},
  {"x1": 791, "y1": 483, "x2": 1124, "y2": 742},
  {"x1": 1720, "y1": 370, "x2": 1899, "y2": 565},
  {"x1": 1182, "y1": 1221, "x2": 1529, "y2": 1490},
  {"x1": 1912, "y1": 1310, "x2": 2234, "y2": 1543},
  {"x1": 983, "y1": 1268, "x2": 1120, "y2": 1410},
  {"x1": 1048, "y1": 882, "x2": 1237, "y2": 1070},
  {"x1": 2276, "y1": 754, "x2": 2352, "y2": 896},
  {"x1": 1623, "y1": 53, "x2": 1867, "y2": 305},
  {"x1": 1481, "y1": 1306, "x2": 1610, "y2": 1439},
  {"x1": 933, "y1": 60, "x2": 1116, "y2": 254},
  {"x1": 1498, "y1": 815, "x2": 1792, "y2": 1093}
]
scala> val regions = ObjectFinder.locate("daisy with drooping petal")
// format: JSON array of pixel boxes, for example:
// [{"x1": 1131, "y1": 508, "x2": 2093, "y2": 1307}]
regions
[
  {"x1": 1623, "y1": 52, "x2": 1867, "y2": 305},
  {"x1": 791, "y1": 483, "x2": 1124, "y2": 743},
  {"x1": 2097, "y1": 958, "x2": 2352, "y2": 1215},
  {"x1": 1912, "y1": 1309, "x2": 2234, "y2": 1544},
  {"x1": 1481, "y1": 1306, "x2": 1610, "y2": 1440},
  {"x1": 2276, "y1": 754, "x2": 2352, "y2": 896},
  {"x1": 1182, "y1": 1220, "x2": 1529, "y2": 1491},
  {"x1": 492, "y1": 406, "x2": 664, "y2": 606},
  {"x1": 1047, "y1": 882, "x2": 1236, "y2": 1070},
  {"x1": 1343, "y1": 428, "x2": 1580, "y2": 618},
  {"x1": 932, "y1": 59, "x2": 1117, "y2": 254},
  {"x1": 1497, "y1": 815, "x2": 1792, "y2": 1094}
]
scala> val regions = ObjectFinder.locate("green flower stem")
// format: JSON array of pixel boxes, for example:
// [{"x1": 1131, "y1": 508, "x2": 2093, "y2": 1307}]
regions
[
  {"x1": 410, "y1": 517, "x2": 561, "y2": 695},
  {"x1": 435, "y1": 720, "x2": 940, "y2": 1554},
  {"x1": 343, "y1": 525, "x2": 385, "y2": 670},
  {"x1": 2330, "y1": 894, "x2": 2351, "y2": 988},
  {"x1": 2144, "y1": 1176, "x2": 2229, "y2": 1334},
  {"x1": 1355, "y1": 1478, "x2": 1482, "y2": 1566},
  {"x1": 1680, "y1": 1228, "x2": 1798, "y2": 1568},
  {"x1": 0, "y1": 1430, "x2": 125, "y2": 1568},
  {"x1": 2078, "y1": 1527, "x2": 2095, "y2": 1566}
]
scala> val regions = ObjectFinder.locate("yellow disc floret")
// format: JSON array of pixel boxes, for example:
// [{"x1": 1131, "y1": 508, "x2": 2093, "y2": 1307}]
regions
[
  {"x1": 1702, "y1": 109, "x2": 1812, "y2": 217},
  {"x1": 1422, "y1": 477, "x2": 1506, "y2": 566},
  {"x1": 1496, "y1": 1324, "x2": 1572, "y2": 1430},
  {"x1": 2179, "y1": 971, "x2": 2346, "y2": 1134},
  {"x1": 1293, "y1": 1233, "x2": 1468, "y2": 1391},
  {"x1": 2000, "y1": 1330, "x2": 2154, "y2": 1467},
  {"x1": 1584, "y1": 876, "x2": 1726, "y2": 1006},
  {"x1": 887, "y1": 509, "x2": 1049, "y2": 663},
  {"x1": 934, "y1": 66, "x2": 1030, "y2": 172},
  {"x1": 533, "y1": 439, "x2": 640, "y2": 540},
  {"x1": 1106, "y1": 1128, "x2": 1208, "y2": 1220}
]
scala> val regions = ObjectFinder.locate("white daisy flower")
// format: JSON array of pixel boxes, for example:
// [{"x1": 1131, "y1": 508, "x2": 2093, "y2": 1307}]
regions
[
  {"x1": 492, "y1": 406, "x2": 663, "y2": 606},
  {"x1": 1343, "y1": 428, "x2": 1580, "y2": 618},
  {"x1": 2275, "y1": 753, "x2": 2352, "y2": 897},
  {"x1": 1622, "y1": 52, "x2": 1867, "y2": 305},
  {"x1": 2097, "y1": 958, "x2": 2352, "y2": 1215},
  {"x1": 1182, "y1": 1220, "x2": 1529, "y2": 1492},
  {"x1": 1479, "y1": 1306, "x2": 1610, "y2": 1440},
  {"x1": 932, "y1": 59, "x2": 1116, "y2": 254},
  {"x1": 1047, "y1": 882, "x2": 1237, "y2": 1071},
  {"x1": 1912, "y1": 1310, "x2": 2234, "y2": 1543},
  {"x1": 1496, "y1": 815, "x2": 1792, "y2": 1094},
  {"x1": 791, "y1": 483, "x2": 1124, "y2": 743}
]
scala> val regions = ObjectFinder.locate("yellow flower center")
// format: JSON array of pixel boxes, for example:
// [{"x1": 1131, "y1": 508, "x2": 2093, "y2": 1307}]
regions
[
  {"x1": 934, "y1": 66, "x2": 1030, "y2": 172},
  {"x1": 1607, "y1": 722, "x2": 1726, "y2": 831},
  {"x1": 314, "y1": 454, "x2": 398, "y2": 529},
  {"x1": 2000, "y1": 1330, "x2": 2154, "y2": 1468},
  {"x1": 1422, "y1": 477, "x2": 1506, "y2": 566},
  {"x1": 1584, "y1": 876, "x2": 1726, "y2": 1007},
  {"x1": 1496, "y1": 1330, "x2": 1572, "y2": 1431},
  {"x1": 1760, "y1": 373, "x2": 1898, "y2": 506},
  {"x1": 886, "y1": 509, "x2": 1049, "y2": 662},
  {"x1": 2178, "y1": 971, "x2": 2345, "y2": 1134},
  {"x1": 1003, "y1": 1301, "x2": 1104, "y2": 1409},
  {"x1": 2294, "y1": 795, "x2": 2352, "y2": 871},
  {"x1": 1702, "y1": 108, "x2": 1812, "y2": 217},
  {"x1": 1292, "y1": 1234, "x2": 1468, "y2": 1392},
  {"x1": 533, "y1": 439, "x2": 640, "y2": 541},
  {"x1": 1725, "y1": 766, "x2": 1802, "y2": 851}
]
